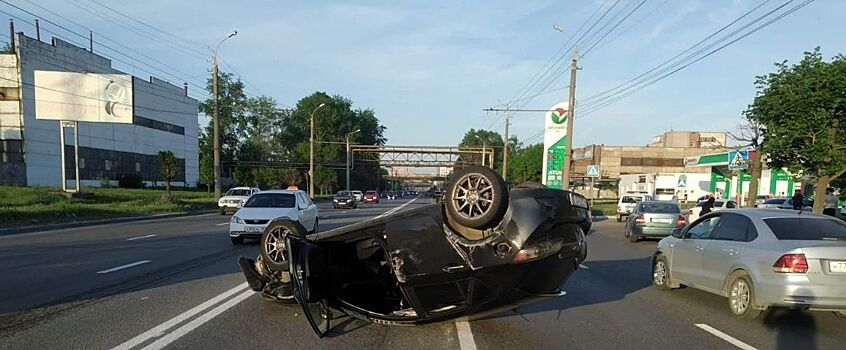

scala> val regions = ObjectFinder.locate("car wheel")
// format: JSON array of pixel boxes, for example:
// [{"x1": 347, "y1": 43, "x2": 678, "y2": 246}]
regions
[
  {"x1": 444, "y1": 165, "x2": 508, "y2": 229},
  {"x1": 728, "y1": 273, "x2": 762, "y2": 319},
  {"x1": 629, "y1": 231, "x2": 639, "y2": 243},
  {"x1": 220, "y1": 208, "x2": 226, "y2": 215},
  {"x1": 652, "y1": 255, "x2": 672, "y2": 290},
  {"x1": 260, "y1": 220, "x2": 308, "y2": 272},
  {"x1": 230, "y1": 236, "x2": 244, "y2": 245}
]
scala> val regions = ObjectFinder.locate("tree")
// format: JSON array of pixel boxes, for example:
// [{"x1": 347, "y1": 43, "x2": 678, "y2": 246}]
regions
[
  {"x1": 746, "y1": 49, "x2": 846, "y2": 213},
  {"x1": 198, "y1": 71, "x2": 249, "y2": 186},
  {"x1": 458, "y1": 129, "x2": 504, "y2": 171},
  {"x1": 729, "y1": 118, "x2": 764, "y2": 207},
  {"x1": 507, "y1": 143, "x2": 543, "y2": 186},
  {"x1": 158, "y1": 150, "x2": 178, "y2": 196},
  {"x1": 314, "y1": 166, "x2": 338, "y2": 195}
]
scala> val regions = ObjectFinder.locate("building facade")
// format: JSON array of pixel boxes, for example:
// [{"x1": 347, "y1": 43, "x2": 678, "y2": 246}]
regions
[
  {"x1": 648, "y1": 130, "x2": 727, "y2": 148},
  {"x1": 0, "y1": 33, "x2": 198, "y2": 187},
  {"x1": 571, "y1": 144, "x2": 727, "y2": 179}
]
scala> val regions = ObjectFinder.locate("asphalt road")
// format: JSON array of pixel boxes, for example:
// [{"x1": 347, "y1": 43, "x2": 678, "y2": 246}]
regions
[{"x1": 1, "y1": 199, "x2": 843, "y2": 350}]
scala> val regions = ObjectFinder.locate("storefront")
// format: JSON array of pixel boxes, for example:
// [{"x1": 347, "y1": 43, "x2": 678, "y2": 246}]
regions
[{"x1": 684, "y1": 151, "x2": 799, "y2": 206}]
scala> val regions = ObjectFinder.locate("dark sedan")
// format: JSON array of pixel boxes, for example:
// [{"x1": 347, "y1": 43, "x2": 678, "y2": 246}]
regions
[
  {"x1": 625, "y1": 201, "x2": 686, "y2": 242},
  {"x1": 332, "y1": 191, "x2": 357, "y2": 209}
]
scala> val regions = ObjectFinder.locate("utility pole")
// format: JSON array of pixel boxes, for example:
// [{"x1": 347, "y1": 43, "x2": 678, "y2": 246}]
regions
[
  {"x1": 502, "y1": 106, "x2": 510, "y2": 180},
  {"x1": 561, "y1": 47, "x2": 578, "y2": 190},
  {"x1": 346, "y1": 129, "x2": 360, "y2": 191},
  {"x1": 474, "y1": 135, "x2": 487, "y2": 167},
  {"x1": 212, "y1": 31, "x2": 237, "y2": 199},
  {"x1": 309, "y1": 103, "x2": 326, "y2": 197}
]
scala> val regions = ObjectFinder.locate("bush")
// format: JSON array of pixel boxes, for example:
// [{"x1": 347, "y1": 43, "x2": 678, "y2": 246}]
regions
[
  {"x1": 99, "y1": 176, "x2": 112, "y2": 188},
  {"x1": 118, "y1": 174, "x2": 144, "y2": 189}
]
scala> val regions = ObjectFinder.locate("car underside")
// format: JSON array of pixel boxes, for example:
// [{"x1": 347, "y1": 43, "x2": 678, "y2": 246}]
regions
[{"x1": 239, "y1": 166, "x2": 590, "y2": 336}]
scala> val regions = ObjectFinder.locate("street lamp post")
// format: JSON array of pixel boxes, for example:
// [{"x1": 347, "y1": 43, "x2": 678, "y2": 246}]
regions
[
  {"x1": 212, "y1": 30, "x2": 237, "y2": 199},
  {"x1": 346, "y1": 129, "x2": 360, "y2": 191},
  {"x1": 474, "y1": 135, "x2": 487, "y2": 167},
  {"x1": 309, "y1": 103, "x2": 327, "y2": 197}
]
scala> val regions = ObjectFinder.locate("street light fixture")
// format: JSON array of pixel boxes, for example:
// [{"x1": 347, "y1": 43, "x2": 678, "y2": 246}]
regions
[
  {"x1": 346, "y1": 129, "x2": 361, "y2": 191},
  {"x1": 474, "y1": 135, "x2": 488, "y2": 167},
  {"x1": 212, "y1": 30, "x2": 238, "y2": 199},
  {"x1": 309, "y1": 102, "x2": 327, "y2": 197}
]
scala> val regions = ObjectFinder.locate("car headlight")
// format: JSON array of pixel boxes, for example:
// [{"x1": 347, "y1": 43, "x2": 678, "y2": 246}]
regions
[
  {"x1": 231, "y1": 215, "x2": 244, "y2": 224},
  {"x1": 333, "y1": 199, "x2": 339, "y2": 202}
]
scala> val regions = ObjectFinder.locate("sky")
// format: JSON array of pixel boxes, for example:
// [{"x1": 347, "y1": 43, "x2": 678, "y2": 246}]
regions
[{"x1": 5, "y1": 0, "x2": 844, "y2": 148}]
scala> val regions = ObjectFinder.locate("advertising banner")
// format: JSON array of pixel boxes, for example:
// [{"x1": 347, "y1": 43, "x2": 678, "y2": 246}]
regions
[
  {"x1": 34, "y1": 71, "x2": 133, "y2": 123},
  {"x1": 542, "y1": 102, "x2": 569, "y2": 189}
]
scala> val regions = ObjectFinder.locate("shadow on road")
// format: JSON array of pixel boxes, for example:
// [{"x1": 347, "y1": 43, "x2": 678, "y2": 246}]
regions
[{"x1": 763, "y1": 305, "x2": 817, "y2": 350}]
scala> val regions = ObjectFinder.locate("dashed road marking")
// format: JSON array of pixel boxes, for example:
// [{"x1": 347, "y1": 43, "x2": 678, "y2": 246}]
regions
[
  {"x1": 127, "y1": 234, "x2": 157, "y2": 241},
  {"x1": 695, "y1": 323, "x2": 757, "y2": 350},
  {"x1": 215, "y1": 222, "x2": 229, "y2": 226},
  {"x1": 375, "y1": 197, "x2": 418, "y2": 219},
  {"x1": 455, "y1": 320, "x2": 478, "y2": 350},
  {"x1": 97, "y1": 260, "x2": 151, "y2": 274}
]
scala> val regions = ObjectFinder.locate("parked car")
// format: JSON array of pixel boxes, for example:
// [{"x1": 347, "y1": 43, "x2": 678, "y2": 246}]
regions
[
  {"x1": 625, "y1": 201, "x2": 686, "y2": 242},
  {"x1": 617, "y1": 192, "x2": 653, "y2": 222},
  {"x1": 779, "y1": 198, "x2": 813, "y2": 211},
  {"x1": 332, "y1": 191, "x2": 357, "y2": 209},
  {"x1": 229, "y1": 190, "x2": 318, "y2": 245},
  {"x1": 754, "y1": 194, "x2": 774, "y2": 207},
  {"x1": 238, "y1": 166, "x2": 590, "y2": 336},
  {"x1": 363, "y1": 190, "x2": 380, "y2": 204},
  {"x1": 757, "y1": 197, "x2": 787, "y2": 209},
  {"x1": 218, "y1": 187, "x2": 260, "y2": 215},
  {"x1": 687, "y1": 199, "x2": 737, "y2": 222},
  {"x1": 652, "y1": 209, "x2": 846, "y2": 319},
  {"x1": 351, "y1": 190, "x2": 364, "y2": 202}
]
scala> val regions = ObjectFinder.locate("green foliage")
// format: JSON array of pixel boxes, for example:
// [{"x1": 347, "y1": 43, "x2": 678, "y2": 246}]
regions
[
  {"x1": 314, "y1": 166, "x2": 338, "y2": 195},
  {"x1": 0, "y1": 186, "x2": 216, "y2": 228},
  {"x1": 746, "y1": 48, "x2": 846, "y2": 212},
  {"x1": 158, "y1": 150, "x2": 178, "y2": 195},
  {"x1": 99, "y1": 176, "x2": 112, "y2": 188},
  {"x1": 458, "y1": 129, "x2": 504, "y2": 171},
  {"x1": 506, "y1": 143, "x2": 543, "y2": 186}
]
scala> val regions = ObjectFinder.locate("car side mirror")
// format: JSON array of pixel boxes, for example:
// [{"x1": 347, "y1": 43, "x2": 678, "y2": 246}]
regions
[{"x1": 671, "y1": 228, "x2": 684, "y2": 239}]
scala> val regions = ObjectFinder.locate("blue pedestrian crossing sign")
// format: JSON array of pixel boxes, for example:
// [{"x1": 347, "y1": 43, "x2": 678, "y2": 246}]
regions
[
  {"x1": 586, "y1": 165, "x2": 601, "y2": 178},
  {"x1": 728, "y1": 150, "x2": 748, "y2": 171}
]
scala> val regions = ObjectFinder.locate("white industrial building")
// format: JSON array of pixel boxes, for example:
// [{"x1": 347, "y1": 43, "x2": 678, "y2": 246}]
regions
[{"x1": 0, "y1": 33, "x2": 199, "y2": 187}]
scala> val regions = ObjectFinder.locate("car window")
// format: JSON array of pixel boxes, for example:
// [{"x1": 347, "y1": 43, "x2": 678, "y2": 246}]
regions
[
  {"x1": 243, "y1": 193, "x2": 295, "y2": 208},
  {"x1": 715, "y1": 201, "x2": 724, "y2": 207},
  {"x1": 621, "y1": 196, "x2": 642, "y2": 204},
  {"x1": 226, "y1": 189, "x2": 251, "y2": 196},
  {"x1": 686, "y1": 216, "x2": 721, "y2": 240},
  {"x1": 711, "y1": 213, "x2": 751, "y2": 241},
  {"x1": 746, "y1": 221, "x2": 759, "y2": 241},
  {"x1": 296, "y1": 193, "x2": 307, "y2": 208},
  {"x1": 726, "y1": 201, "x2": 737, "y2": 209},
  {"x1": 640, "y1": 202, "x2": 681, "y2": 213},
  {"x1": 763, "y1": 217, "x2": 846, "y2": 241},
  {"x1": 764, "y1": 198, "x2": 786, "y2": 205},
  {"x1": 304, "y1": 193, "x2": 314, "y2": 206}
]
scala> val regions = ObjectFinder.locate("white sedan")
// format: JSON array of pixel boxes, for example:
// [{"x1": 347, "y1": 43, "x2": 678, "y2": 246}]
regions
[
  {"x1": 687, "y1": 199, "x2": 738, "y2": 222},
  {"x1": 228, "y1": 190, "x2": 319, "y2": 245}
]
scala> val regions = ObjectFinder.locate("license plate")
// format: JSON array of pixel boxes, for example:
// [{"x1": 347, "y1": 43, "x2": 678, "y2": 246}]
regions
[
  {"x1": 245, "y1": 225, "x2": 264, "y2": 233},
  {"x1": 652, "y1": 218, "x2": 671, "y2": 224},
  {"x1": 830, "y1": 261, "x2": 846, "y2": 273}
]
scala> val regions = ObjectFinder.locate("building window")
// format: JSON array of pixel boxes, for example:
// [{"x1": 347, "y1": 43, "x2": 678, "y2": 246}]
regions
[
  {"x1": 79, "y1": 158, "x2": 85, "y2": 169},
  {"x1": 642, "y1": 158, "x2": 660, "y2": 166},
  {"x1": 134, "y1": 115, "x2": 185, "y2": 135},
  {"x1": 621, "y1": 157, "x2": 642, "y2": 166},
  {"x1": 105, "y1": 159, "x2": 112, "y2": 171},
  {"x1": 136, "y1": 162, "x2": 141, "y2": 172}
]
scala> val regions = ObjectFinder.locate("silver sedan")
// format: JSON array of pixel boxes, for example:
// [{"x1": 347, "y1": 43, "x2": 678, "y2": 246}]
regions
[{"x1": 651, "y1": 209, "x2": 846, "y2": 319}]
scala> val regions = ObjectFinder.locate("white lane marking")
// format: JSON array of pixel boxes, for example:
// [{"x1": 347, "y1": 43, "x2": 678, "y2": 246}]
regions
[
  {"x1": 374, "y1": 197, "x2": 418, "y2": 219},
  {"x1": 127, "y1": 234, "x2": 157, "y2": 241},
  {"x1": 455, "y1": 320, "x2": 478, "y2": 350},
  {"x1": 215, "y1": 222, "x2": 229, "y2": 226},
  {"x1": 139, "y1": 289, "x2": 254, "y2": 350},
  {"x1": 111, "y1": 282, "x2": 248, "y2": 350},
  {"x1": 97, "y1": 260, "x2": 151, "y2": 274},
  {"x1": 695, "y1": 324, "x2": 758, "y2": 350},
  {"x1": 579, "y1": 264, "x2": 590, "y2": 269}
]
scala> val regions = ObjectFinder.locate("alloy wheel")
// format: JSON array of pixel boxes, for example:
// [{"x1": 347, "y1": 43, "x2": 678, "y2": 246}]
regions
[
  {"x1": 730, "y1": 279, "x2": 751, "y2": 315},
  {"x1": 264, "y1": 225, "x2": 292, "y2": 265},
  {"x1": 653, "y1": 260, "x2": 667, "y2": 286},
  {"x1": 451, "y1": 173, "x2": 495, "y2": 220}
]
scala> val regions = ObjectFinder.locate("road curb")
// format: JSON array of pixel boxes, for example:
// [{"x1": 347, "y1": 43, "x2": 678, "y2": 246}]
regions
[{"x1": 0, "y1": 210, "x2": 216, "y2": 237}]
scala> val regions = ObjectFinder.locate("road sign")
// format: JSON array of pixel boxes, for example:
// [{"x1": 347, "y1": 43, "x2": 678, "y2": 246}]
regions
[
  {"x1": 586, "y1": 165, "x2": 600, "y2": 178},
  {"x1": 728, "y1": 150, "x2": 749, "y2": 171},
  {"x1": 678, "y1": 174, "x2": 687, "y2": 188}
]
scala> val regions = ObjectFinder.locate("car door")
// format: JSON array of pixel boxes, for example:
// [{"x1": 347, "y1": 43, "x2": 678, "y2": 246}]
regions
[
  {"x1": 626, "y1": 204, "x2": 640, "y2": 235},
  {"x1": 304, "y1": 193, "x2": 318, "y2": 227},
  {"x1": 286, "y1": 234, "x2": 331, "y2": 337},
  {"x1": 700, "y1": 213, "x2": 756, "y2": 291},
  {"x1": 670, "y1": 215, "x2": 721, "y2": 284},
  {"x1": 296, "y1": 193, "x2": 316, "y2": 231}
]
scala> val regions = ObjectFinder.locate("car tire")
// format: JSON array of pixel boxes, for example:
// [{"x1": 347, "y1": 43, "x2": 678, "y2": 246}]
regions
[
  {"x1": 728, "y1": 273, "x2": 762, "y2": 319},
  {"x1": 260, "y1": 219, "x2": 308, "y2": 272},
  {"x1": 220, "y1": 208, "x2": 226, "y2": 215},
  {"x1": 230, "y1": 236, "x2": 244, "y2": 245},
  {"x1": 444, "y1": 165, "x2": 508, "y2": 230},
  {"x1": 652, "y1": 255, "x2": 672, "y2": 290},
  {"x1": 629, "y1": 231, "x2": 639, "y2": 243}
]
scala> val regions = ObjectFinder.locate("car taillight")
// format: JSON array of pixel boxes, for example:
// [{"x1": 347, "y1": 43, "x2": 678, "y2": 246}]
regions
[
  {"x1": 634, "y1": 214, "x2": 645, "y2": 224},
  {"x1": 677, "y1": 215, "x2": 686, "y2": 227},
  {"x1": 773, "y1": 254, "x2": 808, "y2": 273}
]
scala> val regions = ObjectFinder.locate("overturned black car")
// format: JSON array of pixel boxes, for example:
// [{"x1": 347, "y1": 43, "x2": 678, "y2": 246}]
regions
[{"x1": 239, "y1": 166, "x2": 590, "y2": 337}]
